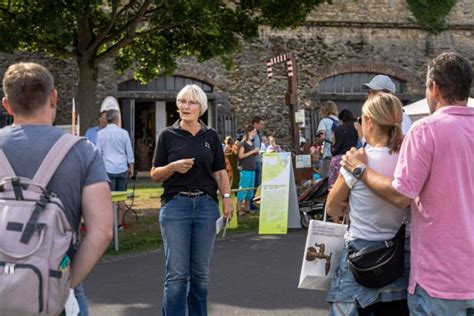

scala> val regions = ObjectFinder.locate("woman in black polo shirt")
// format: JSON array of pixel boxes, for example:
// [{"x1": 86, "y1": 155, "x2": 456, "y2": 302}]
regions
[{"x1": 150, "y1": 84, "x2": 232, "y2": 316}]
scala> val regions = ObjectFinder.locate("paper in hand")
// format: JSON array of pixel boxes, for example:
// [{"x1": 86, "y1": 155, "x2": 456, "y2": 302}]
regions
[{"x1": 215, "y1": 216, "x2": 225, "y2": 235}]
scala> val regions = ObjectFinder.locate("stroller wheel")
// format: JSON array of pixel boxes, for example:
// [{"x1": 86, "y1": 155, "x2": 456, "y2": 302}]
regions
[{"x1": 300, "y1": 213, "x2": 311, "y2": 229}]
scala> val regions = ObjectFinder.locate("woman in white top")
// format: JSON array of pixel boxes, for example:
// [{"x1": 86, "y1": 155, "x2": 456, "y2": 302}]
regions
[{"x1": 325, "y1": 93, "x2": 409, "y2": 316}]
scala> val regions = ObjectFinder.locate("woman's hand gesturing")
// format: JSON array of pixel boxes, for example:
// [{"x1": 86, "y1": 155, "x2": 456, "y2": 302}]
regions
[{"x1": 173, "y1": 158, "x2": 194, "y2": 174}]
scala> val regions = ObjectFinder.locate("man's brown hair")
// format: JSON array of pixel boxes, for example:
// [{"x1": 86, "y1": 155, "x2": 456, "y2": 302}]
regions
[
  {"x1": 2, "y1": 62, "x2": 54, "y2": 115},
  {"x1": 426, "y1": 52, "x2": 472, "y2": 104},
  {"x1": 252, "y1": 116, "x2": 264, "y2": 124}
]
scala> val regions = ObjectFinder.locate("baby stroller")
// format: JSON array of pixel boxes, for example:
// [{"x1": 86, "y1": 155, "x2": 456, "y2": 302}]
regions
[{"x1": 298, "y1": 177, "x2": 329, "y2": 228}]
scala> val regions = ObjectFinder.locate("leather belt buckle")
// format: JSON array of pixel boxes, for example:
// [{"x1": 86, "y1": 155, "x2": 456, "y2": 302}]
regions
[{"x1": 179, "y1": 190, "x2": 205, "y2": 197}]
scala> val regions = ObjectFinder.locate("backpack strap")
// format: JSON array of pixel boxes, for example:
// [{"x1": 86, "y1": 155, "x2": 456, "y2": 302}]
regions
[
  {"x1": 19, "y1": 134, "x2": 83, "y2": 244},
  {"x1": 0, "y1": 150, "x2": 24, "y2": 200},
  {"x1": 32, "y1": 134, "x2": 84, "y2": 188},
  {"x1": 328, "y1": 117, "x2": 340, "y2": 128},
  {"x1": 0, "y1": 149, "x2": 17, "y2": 178}
]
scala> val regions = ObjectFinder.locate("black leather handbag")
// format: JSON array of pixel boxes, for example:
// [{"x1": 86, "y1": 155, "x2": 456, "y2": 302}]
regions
[{"x1": 348, "y1": 224, "x2": 405, "y2": 288}]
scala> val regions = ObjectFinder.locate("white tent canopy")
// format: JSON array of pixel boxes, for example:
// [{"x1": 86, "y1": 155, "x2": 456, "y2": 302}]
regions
[{"x1": 404, "y1": 97, "x2": 474, "y2": 122}]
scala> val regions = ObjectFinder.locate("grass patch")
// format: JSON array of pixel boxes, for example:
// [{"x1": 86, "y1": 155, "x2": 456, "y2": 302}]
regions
[
  {"x1": 103, "y1": 179, "x2": 260, "y2": 256},
  {"x1": 104, "y1": 216, "x2": 161, "y2": 256},
  {"x1": 224, "y1": 214, "x2": 260, "y2": 237}
]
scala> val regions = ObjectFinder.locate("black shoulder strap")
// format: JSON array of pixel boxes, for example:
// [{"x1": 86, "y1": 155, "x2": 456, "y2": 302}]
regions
[{"x1": 328, "y1": 117, "x2": 337, "y2": 124}]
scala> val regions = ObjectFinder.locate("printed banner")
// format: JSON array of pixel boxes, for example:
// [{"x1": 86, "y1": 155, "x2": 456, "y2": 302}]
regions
[{"x1": 259, "y1": 152, "x2": 300, "y2": 234}]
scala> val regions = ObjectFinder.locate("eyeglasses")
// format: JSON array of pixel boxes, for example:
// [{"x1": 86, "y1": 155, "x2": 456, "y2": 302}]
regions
[
  {"x1": 177, "y1": 99, "x2": 199, "y2": 106},
  {"x1": 358, "y1": 116, "x2": 362, "y2": 124}
]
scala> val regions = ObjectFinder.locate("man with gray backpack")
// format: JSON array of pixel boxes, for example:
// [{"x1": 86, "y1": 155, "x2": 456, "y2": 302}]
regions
[{"x1": 0, "y1": 62, "x2": 113, "y2": 315}]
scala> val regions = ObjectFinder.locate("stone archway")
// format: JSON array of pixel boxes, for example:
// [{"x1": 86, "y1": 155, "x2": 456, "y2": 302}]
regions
[
  {"x1": 303, "y1": 63, "x2": 416, "y2": 143},
  {"x1": 116, "y1": 75, "x2": 215, "y2": 171}
]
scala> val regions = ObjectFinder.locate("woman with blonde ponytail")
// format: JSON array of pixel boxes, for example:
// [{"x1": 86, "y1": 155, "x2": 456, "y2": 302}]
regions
[{"x1": 325, "y1": 93, "x2": 409, "y2": 316}]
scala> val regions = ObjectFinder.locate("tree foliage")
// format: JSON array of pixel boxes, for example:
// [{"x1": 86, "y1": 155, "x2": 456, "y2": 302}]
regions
[
  {"x1": 0, "y1": 0, "x2": 327, "y2": 80},
  {"x1": 0, "y1": 0, "x2": 326, "y2": 128},
  {"x1": 406, "y1": 0, "x2": 457, "y2": 34}
]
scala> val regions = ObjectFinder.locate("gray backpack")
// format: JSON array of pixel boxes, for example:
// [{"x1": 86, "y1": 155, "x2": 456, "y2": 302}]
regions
[{"x1": 0, "y1": 134, "x2": 82, "y2": 316}]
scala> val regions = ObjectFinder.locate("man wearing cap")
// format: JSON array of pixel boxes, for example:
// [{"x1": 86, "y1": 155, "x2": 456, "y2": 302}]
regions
[
  {"x1": 342, "y1": 52, "x2": 474, "y2": 315},
  {"x1": 84, "y1": 111, "x2": 107, "y2": 144},
  {"x1": 362, "y1": 75, "x2": 412, "y2": 135}
]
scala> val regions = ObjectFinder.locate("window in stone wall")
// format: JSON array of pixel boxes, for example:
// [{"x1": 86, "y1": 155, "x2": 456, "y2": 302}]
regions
[
  {"x1": 319, "y1": 72, "x2": 404, "y2": 95},
  {"x1": 300, "y1": 72, "x2": 406, "y2": 144},
  {"x1": 318, "y1": 72, "x2": 405, "y2": 117}
]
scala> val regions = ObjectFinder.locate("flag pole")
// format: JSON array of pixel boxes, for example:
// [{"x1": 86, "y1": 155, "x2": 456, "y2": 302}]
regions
[
  {"x1": 71, "y1": 98, "x2": 76, "y2": 135},
  {"x1": 76, "y1": 114, "x2": 80, "y2": 136}
]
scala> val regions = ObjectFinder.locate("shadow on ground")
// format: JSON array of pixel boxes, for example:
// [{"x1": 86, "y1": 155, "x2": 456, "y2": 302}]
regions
[{"x1": 85, "y1": 229, "x2": 329, "y2": 316}]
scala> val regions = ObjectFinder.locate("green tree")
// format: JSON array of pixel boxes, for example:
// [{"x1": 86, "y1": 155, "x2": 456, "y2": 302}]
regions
[
  {"x1": 0, "y1": 0, "x2": 325, "y2": 131},
  {"x1": 406, "y1": 0, "x2": 457, "y2": 34}
]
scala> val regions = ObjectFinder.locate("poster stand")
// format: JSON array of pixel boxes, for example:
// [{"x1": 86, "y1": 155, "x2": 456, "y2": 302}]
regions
[{"x1": 259, "y1": 152, "x2": 301, "y2": 234}]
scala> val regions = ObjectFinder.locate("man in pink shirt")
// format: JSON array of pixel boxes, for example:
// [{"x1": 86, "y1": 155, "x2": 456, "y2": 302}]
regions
[{"x1": 341, "y1": 52, "x2": 474, "y2": 315}]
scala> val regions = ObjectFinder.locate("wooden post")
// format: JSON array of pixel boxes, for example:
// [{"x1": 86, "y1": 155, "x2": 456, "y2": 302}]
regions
[
  {"x1": 267, "y1": 53, "x2": 299, "y2": 154},
  {"x1": 286, "y1": 54, "x2": 299, "y2": 154}
]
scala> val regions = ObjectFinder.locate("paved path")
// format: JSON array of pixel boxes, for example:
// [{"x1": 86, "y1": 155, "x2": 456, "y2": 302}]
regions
[{"x1": 85, "y1": 229, "x2": 329, "y2": 315}]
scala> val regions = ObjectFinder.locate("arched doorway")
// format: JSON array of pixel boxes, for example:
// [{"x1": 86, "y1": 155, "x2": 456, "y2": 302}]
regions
[
  {"x1": 302, "y1": 73, "x2": 407, "y2": 144},
  {"x1": 318, "y1": 72, "x2": 406, "y2": 117},
  {"x1": 117, "y1": 76, "x2": 215, "y2": 171}
]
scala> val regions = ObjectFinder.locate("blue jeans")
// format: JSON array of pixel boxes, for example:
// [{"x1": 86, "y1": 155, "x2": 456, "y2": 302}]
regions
[
  {"x1": 254, "y1": 160, "x2": 262, "y2": 190},
  {"x1": 251, "y1": 160, "x2": 262, "y2": 209},
  {"x1": 327, "y1": 238, "x2": 410, "y2": 315},
  {"x1": 107, "y1": 171, "x2": 128, "y2": 191},
  {"x1": 74, "y1": 284, "x2": 88, "y2": 316},
  {"x1": 159, "y1": 194, "x2": 220, "y2": 316},
  {"x1": 408, "y1": 285, "x2": 474, "y2": 316}
]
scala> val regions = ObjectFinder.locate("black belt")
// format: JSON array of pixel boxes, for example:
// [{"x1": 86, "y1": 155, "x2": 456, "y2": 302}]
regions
[{"x1": 179, "y1": 190, "x2": 205, "y2": 197}]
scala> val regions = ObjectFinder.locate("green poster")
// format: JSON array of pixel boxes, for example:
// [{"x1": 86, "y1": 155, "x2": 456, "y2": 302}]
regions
[{"x1": 259, "y1": 152, "x2": 292, "y2": 234}]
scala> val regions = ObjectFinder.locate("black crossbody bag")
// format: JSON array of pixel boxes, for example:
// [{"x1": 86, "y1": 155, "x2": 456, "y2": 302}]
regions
[{"x1": 348, "y1": 223, "x2": 405, "y2": 288}]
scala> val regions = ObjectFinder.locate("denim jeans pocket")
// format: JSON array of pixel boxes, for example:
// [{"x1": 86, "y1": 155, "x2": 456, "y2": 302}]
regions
[
  {"x1": 197, "y1": 195, "x2": 220, "y2": 219},
  {"x1": 159, "y1": 195, "x2": 190, "y2": 221}
]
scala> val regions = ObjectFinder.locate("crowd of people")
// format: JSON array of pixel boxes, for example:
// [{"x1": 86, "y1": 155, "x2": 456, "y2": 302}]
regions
[
  {"x1": 326, "y1": 52, "x2": 474, "y2": 315},
  {"x1": 222, "y1": 116, "x2": 288, "y2": 215},
  {"x1": 0, "y1": 50, "x2": 472, "y2": 316}
]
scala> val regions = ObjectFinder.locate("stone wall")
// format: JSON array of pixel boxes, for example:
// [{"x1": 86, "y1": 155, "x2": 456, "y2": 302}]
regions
[
  {"x1": 223, "y1": 0, "x2": 473, "y2": 141},
  {"x1": 0, "y1": 52, "x2": 77, "y2": 124},
  {"x1": 0, "y1": 0, "x2": 472, "y2": 143}
]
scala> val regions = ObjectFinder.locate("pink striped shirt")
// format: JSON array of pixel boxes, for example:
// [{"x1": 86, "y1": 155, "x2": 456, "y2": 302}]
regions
[{"x1": 392, "y1": 106, "x2": 474, "y2": 300}]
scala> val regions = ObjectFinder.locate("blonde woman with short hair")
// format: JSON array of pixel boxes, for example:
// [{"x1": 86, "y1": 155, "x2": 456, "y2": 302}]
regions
[{"x1": 151, "y1": 84, "x2": 232, "y2": 315}]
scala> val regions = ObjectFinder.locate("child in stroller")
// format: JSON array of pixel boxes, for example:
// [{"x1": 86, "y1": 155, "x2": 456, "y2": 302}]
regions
[{"x1": 299, "y1": 177, "x2": 329, "y2": 228}]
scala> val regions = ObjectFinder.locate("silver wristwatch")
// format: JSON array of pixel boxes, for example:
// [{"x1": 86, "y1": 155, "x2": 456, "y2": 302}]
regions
[{"x1": 352, "y1": 163, "x2": 367, "y2": 180}]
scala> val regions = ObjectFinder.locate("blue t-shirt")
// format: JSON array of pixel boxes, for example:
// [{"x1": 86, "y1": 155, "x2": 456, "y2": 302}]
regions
[
  {"x1": 85, "y1": 126, "x2": 100, "y2": 144},
  {"x1": 252, "y1": 131, "x2": 262, "y2": 162},
  {"x1": 0, "y1": 125, "x2": 108, "y2": 230}
]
